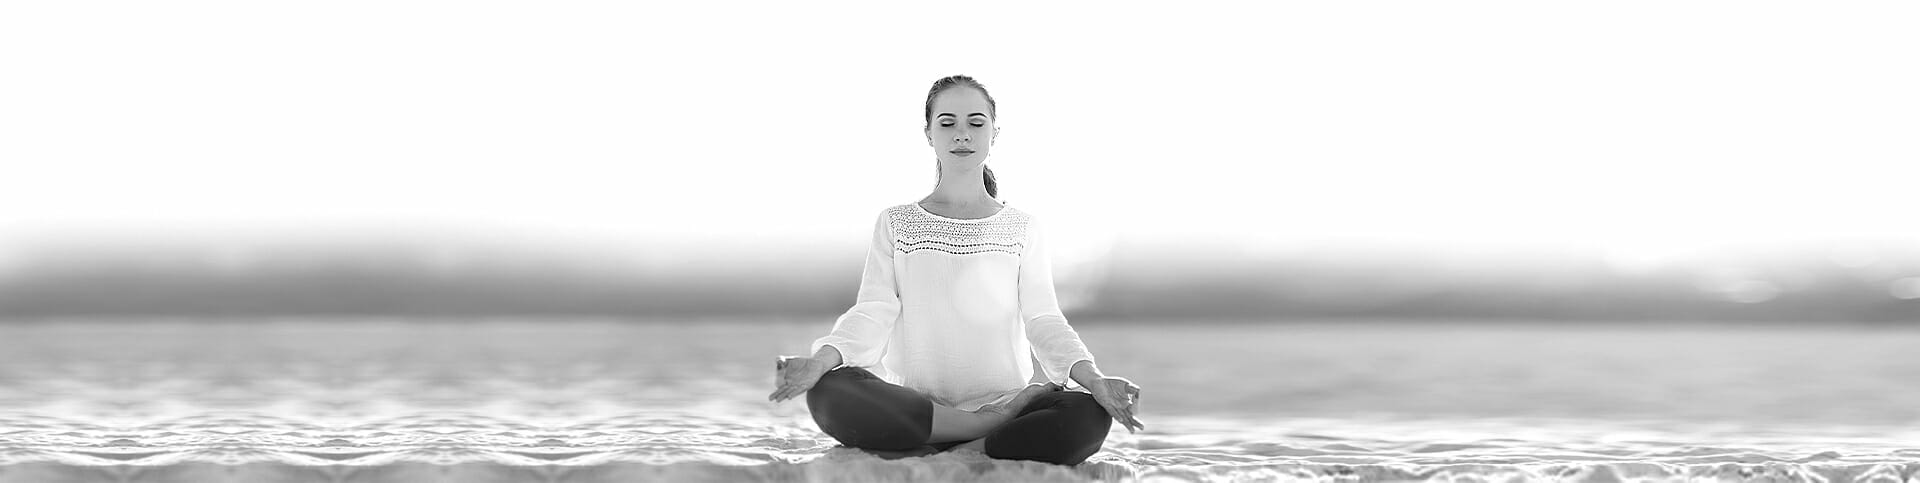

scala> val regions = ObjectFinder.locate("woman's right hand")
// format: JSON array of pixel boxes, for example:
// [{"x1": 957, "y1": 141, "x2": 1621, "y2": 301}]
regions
[{"x1": 768, "y1": 355, "x2": 832, "y2": 403}]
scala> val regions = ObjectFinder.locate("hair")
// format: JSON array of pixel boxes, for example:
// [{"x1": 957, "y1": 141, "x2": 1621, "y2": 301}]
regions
[{"x1": 924, "y1": 75, "x2": 999, "y2": 199}]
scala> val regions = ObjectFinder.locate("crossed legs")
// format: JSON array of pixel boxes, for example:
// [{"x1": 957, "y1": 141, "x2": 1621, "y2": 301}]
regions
[{"x1": 805, "y1": 366, "x2": 1113, "y2": 465}]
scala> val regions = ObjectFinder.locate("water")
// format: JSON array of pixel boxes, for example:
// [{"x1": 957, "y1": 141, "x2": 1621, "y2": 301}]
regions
[{"x1": 1, "y1": 318, "x2": 1917, "y2": 482}]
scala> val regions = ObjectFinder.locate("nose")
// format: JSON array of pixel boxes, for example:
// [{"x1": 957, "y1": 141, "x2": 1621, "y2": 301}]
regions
[{"x1": 953, "y1": 133, "x2": 970, "y2": 144}]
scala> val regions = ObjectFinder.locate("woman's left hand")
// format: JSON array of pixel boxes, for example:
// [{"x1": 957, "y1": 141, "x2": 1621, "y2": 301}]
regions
[{"x1": 1084, "y1": 375, "x2": 1144, "y2": 433}]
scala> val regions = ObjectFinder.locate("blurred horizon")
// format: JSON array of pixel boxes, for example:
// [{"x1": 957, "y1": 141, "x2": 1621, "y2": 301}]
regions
[{"x1": 4, "y1": 226, "x2": 1916, "y2": 323}]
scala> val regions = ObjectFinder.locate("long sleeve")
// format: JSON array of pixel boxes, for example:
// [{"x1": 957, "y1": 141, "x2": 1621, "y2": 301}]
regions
[
  {"x1": 810, "y1": 211, "x2": 901, "y2": 368},
  {"x1": 1018, "y1": 216, "x2": 1097, "y2": 386}
]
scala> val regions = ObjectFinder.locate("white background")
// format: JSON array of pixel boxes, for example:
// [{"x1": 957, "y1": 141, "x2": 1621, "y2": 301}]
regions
[{"x1": 4, "y1": 1, "x2": 1916, "y2": 270}]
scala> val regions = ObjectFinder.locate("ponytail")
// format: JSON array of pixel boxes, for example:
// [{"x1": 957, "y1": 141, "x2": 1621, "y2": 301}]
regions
[{"x1": 983, "y1": 166, "x2": 998, "y2": 198}]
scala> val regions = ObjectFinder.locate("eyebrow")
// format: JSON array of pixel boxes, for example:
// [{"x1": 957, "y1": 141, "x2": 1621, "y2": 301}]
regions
[{"x1": 935, "y1": 113, "x2": 989, "y2": 118}]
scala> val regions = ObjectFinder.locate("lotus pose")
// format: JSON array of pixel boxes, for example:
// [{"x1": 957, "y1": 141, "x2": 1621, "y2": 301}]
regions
[{"x1": 768, "y1": 75, "x2": 1143, "y2": 465}]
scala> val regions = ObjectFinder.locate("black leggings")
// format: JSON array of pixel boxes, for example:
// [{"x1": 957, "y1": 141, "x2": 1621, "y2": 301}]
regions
[{"x1": 805, "y1": 366, "x2": 1112, "y2": 465}]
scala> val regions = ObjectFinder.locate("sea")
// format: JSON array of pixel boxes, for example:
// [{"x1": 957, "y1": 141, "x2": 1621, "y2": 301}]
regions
[{"x1": 1, "y1": 318, "x2": 1916, "y2": 482}]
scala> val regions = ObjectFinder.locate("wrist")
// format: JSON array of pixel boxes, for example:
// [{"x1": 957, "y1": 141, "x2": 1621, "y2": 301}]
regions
[
  {"x1": 1068, "y1": 359, "x2": 1103, "y2": 387},
  {"x1": 1071, "y1": 360, "x2": 1101, "y2": 377},
  {"x1": 812, "y1": 345, "x2": 845, "y2": 369},
  {"x1": 807, "y1": 357, "x2": 835, "y2": 375}
]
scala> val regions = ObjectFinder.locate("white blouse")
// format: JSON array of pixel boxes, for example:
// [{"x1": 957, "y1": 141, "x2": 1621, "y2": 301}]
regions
[{"x1": 810, "y1": 201, "x2": 1098, "y2": 412}]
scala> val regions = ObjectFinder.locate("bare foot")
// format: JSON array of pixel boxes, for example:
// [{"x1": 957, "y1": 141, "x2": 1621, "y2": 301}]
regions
[
  {"x1": 928, "y1": 383, "x2": 1065, "y2": 444},
  {"x1": 976, "y1": 381, "x2": 1061, "y2": 420},
  {"x1": 950, "y1": 437, "x2": 987, "y2": 453}
]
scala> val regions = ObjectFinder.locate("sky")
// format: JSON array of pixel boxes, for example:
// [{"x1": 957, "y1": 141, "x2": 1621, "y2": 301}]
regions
[{"x1": 3, "y1": 1, "x2": 1917, "y2": 273}]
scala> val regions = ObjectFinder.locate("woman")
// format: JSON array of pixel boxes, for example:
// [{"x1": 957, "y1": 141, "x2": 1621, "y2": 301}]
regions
[{"x1": 767, "y1": 75, "x2": 1144, "y2": 466}]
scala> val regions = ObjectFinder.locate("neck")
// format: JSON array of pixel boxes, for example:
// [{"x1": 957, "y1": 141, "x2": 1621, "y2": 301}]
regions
[{"x1": 926, "y1": 164, "x2": 996, "y2": 205}]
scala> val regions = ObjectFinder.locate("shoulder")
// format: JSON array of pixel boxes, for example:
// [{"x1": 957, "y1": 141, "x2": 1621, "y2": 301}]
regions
[
  {"x1": 998, "y1": 204, "x2": 1040, "y2": 231},
  {"x1": 878, "y1": 203, "x2": 919, "y2": 226},
  {"x1": 1001, "y1": 204, "x2": 1036, "y2": 221}
]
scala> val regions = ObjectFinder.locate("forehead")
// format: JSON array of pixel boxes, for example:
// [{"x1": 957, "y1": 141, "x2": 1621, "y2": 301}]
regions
[{"x1": 930, "y1": 87, "x2": 992, "y2": 116}]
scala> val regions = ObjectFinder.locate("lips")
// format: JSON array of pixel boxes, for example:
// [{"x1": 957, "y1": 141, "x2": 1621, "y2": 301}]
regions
[{"x1": 950, "y1": 149, "x2": 975, "y2": 156}]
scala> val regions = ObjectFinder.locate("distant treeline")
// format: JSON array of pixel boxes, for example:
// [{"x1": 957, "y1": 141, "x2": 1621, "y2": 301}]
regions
[{"x1": 2, "y1": 241, "x2": 1916, "y2": 322}]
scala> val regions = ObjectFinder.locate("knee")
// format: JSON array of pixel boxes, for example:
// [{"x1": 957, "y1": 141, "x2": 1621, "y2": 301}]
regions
[
  {"x1": 984, "y1": 391, "x2": 1111, "y2": 465},
  {"x1": 1052, "y1": 392, "x2": 1114, "y2": 436},
  {"x1": 805, "y1": 367, "x2": 929, "y2": 451},
  {"x1": 809, "y1": 366, "x2": 865, "y2": 396},
  {"x1": 805, "y1": 367, "x2": 869, "y2": 417}
]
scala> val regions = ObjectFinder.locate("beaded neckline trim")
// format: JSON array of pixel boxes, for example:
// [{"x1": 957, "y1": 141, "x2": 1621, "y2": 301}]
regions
[{"x1": 886, "y1": 204, "x2": 1030, "y2": 256}]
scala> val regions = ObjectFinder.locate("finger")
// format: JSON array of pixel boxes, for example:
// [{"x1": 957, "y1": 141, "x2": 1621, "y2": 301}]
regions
[
  {"x1": 1114, "y1": 408, "x2": 1138, "y2": 433},
  {"x1": 1101, "y1": 401, "x2": 1134, "y2": 433},
  {"x1": 1116, "y1": 405, "x2": 1139, "y2": 432},
  {"x1": 777, "y1": 382, "x2": 811, "y2": 403},
  {"x1": 1122, "y1": 403, "x2": 1143, "y2": 429}
]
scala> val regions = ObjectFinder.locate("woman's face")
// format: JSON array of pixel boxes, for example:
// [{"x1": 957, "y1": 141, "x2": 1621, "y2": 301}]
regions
[{"x1": 924, "y1": 87, "x2": 997, "y2": 170}]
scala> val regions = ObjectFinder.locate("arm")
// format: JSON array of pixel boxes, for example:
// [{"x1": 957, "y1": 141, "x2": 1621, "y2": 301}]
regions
[
  {"x1": 812, "y1": 344, "x2": 844, "y2": 369},
  {"x1": 772, "y1": 212, "x2": 899, "y2": 403},
  {"x1": 1019, "y1": 216, "x2": 1145, "y2": 432},
  {"x1": 1068, "y1": 359, "x2": 1104, "y2": 389},
  {"x1": 809, "y1": 210, "x2": 902, "y2": 368},
  {"x1": 1018, "y1": 216, "x2": 1098, "y2": 387}
]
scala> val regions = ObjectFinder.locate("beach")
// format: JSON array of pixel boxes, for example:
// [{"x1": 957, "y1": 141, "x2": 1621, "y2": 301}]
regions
[{"x1": 1, "y1": 318, "x2": 1916, "y2": 482}]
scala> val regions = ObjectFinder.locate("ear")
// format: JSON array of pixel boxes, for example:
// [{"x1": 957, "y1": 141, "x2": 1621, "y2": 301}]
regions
[
  {"x1": 992, "y1": 126, "x2": 1000, "y2": 146},
  {"x1": 924, "y1": 125, "x2": 933, "y2": 147}
]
